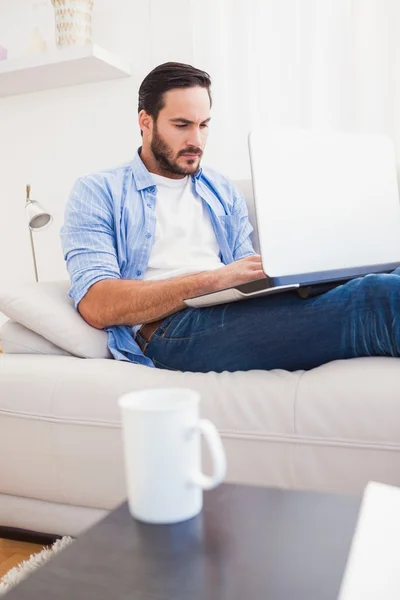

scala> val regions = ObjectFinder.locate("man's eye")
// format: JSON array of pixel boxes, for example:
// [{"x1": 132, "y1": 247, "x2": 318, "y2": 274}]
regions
[
  {"x1": 176, "y1": 124, "x2": 187, "y2": 128},
  {"x1": 200, "y1": 124, "x2": 209, "y2": 128}
]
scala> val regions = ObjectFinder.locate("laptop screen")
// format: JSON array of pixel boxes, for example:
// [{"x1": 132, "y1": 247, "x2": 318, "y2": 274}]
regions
[{"x1": 249, "y1": 128, "x2": 400, "y2": 278}]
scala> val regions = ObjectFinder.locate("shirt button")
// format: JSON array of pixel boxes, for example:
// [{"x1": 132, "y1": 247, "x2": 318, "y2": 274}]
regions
[
  {"x1": 136, "y1": 270, "x2": 142, "y2": 276},
  {"x1": 147, "y1": 203, "x2": 151, "y2": 208},
  {"x1": 149, "y1": 186, "x2": 156, "y2": 193},
  {"x1": 146, "y1": 232, "x2": 151, "y2": 238}
]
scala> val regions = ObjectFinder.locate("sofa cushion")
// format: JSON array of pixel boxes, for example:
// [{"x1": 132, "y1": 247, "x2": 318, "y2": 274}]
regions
[
  {"x1": 0, "y1": 281, "x2": 111, "y2": 359},
  {"x1": 0, "y1": 319, "x2": 71, "y2": 356},
  {"x1": 0, "y1": 353, "x2": 399, "y2": 537}
]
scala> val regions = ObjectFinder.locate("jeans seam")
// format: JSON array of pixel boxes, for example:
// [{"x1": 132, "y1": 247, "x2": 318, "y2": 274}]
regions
[
  {"x1": 152, "y1": 358, "x2": 179, "y2": 371},
  {"x1": 159, "y1": 311, "x2": 188, "y2": 339},
  {"x1": 153, "y1": 334, "x2": 191, "y2": 342},
  {"x1": 157, "y1": 321, "x2": 227, "y2": 341}
]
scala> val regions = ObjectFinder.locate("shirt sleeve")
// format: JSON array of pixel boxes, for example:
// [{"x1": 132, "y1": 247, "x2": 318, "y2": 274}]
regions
[
  {"x1": 231, "y1": 187, "x2": 257, "y2": 260},
  {"x1": 60, "y1": 176, "x2": 121, "y2": 309}
]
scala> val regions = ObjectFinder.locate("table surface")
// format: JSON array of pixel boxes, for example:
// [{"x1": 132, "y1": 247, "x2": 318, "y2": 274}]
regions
[{"x1": 6, "y1": 484, "x2": 361, "y2": 600}]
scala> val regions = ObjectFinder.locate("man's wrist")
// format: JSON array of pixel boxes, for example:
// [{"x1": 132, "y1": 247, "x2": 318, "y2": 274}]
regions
[
  {"x1": 206, "y1": 268, "x2": 225, "y2": 293},
  {"x1": 195, "y1": 268, "x2": 225, "y2": 295},
  {"x1": 179, "y1": 268, "x2": 224, "y2": 300}
]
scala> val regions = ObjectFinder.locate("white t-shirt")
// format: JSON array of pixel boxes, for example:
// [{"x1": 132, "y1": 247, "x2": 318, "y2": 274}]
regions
[{"x1": 143, "y1": 173, "x2": 223, "y2": 281}]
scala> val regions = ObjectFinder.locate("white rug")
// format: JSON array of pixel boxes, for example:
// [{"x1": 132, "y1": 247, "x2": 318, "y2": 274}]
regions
[{"x1": 0, "y1": 536, "x2": 74, "y2": 596}]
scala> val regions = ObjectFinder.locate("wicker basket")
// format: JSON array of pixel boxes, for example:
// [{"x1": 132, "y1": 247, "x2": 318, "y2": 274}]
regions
[{"x1": 51, "y1": 0, "x2": 94, "y2": 48}]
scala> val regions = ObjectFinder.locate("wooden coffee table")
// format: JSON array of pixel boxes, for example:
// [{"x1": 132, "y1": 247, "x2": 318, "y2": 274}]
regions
[{"x1": 5, "y1": 484, "x2": 360, "y2": 600}]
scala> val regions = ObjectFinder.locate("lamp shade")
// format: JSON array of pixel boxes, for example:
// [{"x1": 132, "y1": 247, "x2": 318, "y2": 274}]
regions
[{"x1": 25, "y1": 200, "x2": 53, "y2": 231}]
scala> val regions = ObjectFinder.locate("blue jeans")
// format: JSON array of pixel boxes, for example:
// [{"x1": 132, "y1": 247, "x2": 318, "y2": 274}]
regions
[{"x1": 137, "y1": 270, "x2": 400, "y2": 372}]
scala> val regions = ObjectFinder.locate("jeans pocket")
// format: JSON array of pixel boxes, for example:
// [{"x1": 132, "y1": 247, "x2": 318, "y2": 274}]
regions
[
  {"x1": 152, "y1": 358, "x2": 179, "y2": 371},
  {"x1": 159, "y1": 310, "x2": 192, "y2": 341}
]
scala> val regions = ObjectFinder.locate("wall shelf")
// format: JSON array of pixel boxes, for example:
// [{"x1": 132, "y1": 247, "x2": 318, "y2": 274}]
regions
[{"x1": 0, "y1": 44, "x2": 132, "y2": 97}]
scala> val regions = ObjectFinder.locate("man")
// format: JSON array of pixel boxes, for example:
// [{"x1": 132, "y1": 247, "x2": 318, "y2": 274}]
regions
[{"x1": 61, "y1": 62, "x2": 400, "y2": 372}]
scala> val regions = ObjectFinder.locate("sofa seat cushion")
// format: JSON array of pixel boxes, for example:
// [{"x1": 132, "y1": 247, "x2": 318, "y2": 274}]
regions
[{"x1": 0, "y1": 354, "x2": 399, "y2": 512}]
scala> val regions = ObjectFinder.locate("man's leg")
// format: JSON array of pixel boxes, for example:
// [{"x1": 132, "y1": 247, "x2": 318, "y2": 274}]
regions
[{"x1": 143, "y1": 272, "x2": 400, "y2": 372}]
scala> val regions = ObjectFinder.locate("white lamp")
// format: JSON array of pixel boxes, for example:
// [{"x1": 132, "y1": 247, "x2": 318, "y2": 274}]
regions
[{"x1": 25, "y1": 184, "x2": 53, "y2": 283}]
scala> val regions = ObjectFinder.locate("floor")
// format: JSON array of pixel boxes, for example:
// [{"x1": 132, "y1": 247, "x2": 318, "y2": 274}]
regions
[{"x1": 0, "y1": 539, "x2": 44, "y2": 578}]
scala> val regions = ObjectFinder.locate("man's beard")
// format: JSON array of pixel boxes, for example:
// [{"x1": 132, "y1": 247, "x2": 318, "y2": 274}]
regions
[{"x1": 150, "y1": 124, "x2": 202, "y2": 176}]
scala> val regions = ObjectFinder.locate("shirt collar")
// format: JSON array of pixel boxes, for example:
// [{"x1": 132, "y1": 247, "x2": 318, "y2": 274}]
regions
[
  {"x1": 132, "y1": 148, "x2": 156, "y2": 191},
  {"x1": 193, "y1": 167, "x2": 203, "y2": 180},
  {"x1": 132, "y1": 147, "x2": 203, "y2": 190}
]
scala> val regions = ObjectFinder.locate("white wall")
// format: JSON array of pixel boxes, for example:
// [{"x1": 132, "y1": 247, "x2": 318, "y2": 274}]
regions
[
  {"x1": 0, "y1": 0, "x2": 238, "y2": 306},
  {"x1": 2, "y1": 1, "x2": 400, "y2": 303}
]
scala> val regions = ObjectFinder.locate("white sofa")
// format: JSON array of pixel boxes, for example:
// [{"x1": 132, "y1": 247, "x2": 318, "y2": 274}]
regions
[{"x1": 0, "y1": 180, "x2": 399, "y2": 537}]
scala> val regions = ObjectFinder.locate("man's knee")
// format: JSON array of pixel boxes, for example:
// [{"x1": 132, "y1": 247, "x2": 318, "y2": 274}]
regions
[{"x1": 356, "y1": 272, "x2": 400, "y2": 309}]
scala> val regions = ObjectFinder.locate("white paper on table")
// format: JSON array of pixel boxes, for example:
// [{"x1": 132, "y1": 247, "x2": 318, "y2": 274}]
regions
[{"x1": 338, "y1": 481, "x2": 400, "y2": 600}]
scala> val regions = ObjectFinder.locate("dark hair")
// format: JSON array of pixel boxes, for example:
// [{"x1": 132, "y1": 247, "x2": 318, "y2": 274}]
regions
[{"x1": 138, "y1": 62, "x2": 212, "y2": 134}]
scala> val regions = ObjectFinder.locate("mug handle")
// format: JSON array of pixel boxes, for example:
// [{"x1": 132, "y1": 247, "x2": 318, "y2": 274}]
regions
[{"x1": 190, "y1": 419, "x2": 227, "y2": 490}]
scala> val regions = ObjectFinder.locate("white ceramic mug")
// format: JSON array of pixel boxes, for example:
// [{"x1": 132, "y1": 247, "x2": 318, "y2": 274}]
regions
[{"x1": 118, "y1": 388, "x2": 226, "y2": 524}]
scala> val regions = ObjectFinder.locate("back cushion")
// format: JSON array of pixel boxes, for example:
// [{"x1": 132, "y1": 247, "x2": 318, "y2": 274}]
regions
[
  {"x1": 0, "y1": 319, "x2": 72, "y2": 356},
  {"x1": 0, "y1": 281, "x2": 111, "y2": 359}
]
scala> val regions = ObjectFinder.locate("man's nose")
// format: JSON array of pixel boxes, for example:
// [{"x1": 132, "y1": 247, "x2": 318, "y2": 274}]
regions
[{"x1": 186, "y1": 128, "x2": 202, "y2": 149}]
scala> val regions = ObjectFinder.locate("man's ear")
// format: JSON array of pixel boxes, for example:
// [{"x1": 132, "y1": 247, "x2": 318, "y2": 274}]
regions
[{"x1": 138, "y1": 110, "x2": 153, "y2": 136}]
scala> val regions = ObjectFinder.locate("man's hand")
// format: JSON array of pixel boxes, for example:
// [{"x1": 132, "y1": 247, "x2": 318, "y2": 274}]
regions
[
  {"x1": 79, "y1": 255, "x2": 266, "y2": 329},
  {"x1": 216, "y1": 255, "x2": 266, "y2": 290}
]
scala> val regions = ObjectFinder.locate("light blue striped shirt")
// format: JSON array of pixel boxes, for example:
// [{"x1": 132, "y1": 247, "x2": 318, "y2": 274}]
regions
[{"x1": 60, "y1": 149, "x2": 255, "y2": 366}]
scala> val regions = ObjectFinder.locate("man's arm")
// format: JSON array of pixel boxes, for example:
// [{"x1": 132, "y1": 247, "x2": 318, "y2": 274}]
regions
[
  {"x1": 61, "y1": 176, "x2": 122, "y2": 311},
  {"x1": 78, "y1": 255, "x2": 264, "y2": 329},
  {"x1": 61, "y1": 176, "x2": 265, "y2": 330}
]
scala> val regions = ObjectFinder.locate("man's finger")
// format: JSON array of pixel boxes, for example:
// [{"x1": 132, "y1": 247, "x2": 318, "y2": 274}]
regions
[{"x1": 250, "y1": 262, "x2": 263, "y2": 270}]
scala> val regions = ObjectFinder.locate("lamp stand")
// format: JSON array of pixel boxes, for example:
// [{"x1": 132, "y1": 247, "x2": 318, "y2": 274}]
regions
[
  {"x1": 26, "y1": 184, "x2": 39, "y2": 283},
  {"x1": 29, "y1": 227, "x2": 39, "y2": 283},
  {"x1": 25, "y1": 184, "x2": 53, "y2": 284}
]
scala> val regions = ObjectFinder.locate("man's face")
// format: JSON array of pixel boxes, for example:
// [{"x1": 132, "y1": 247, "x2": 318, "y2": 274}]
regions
[{"x1": 149, "y1": 87, "x2": 211, "y2": 176}]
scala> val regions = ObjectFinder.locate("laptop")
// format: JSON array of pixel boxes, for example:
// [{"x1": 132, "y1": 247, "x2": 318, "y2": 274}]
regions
[{"x1": 185, "y1": 127, "x2": 400, "y2": 308}]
